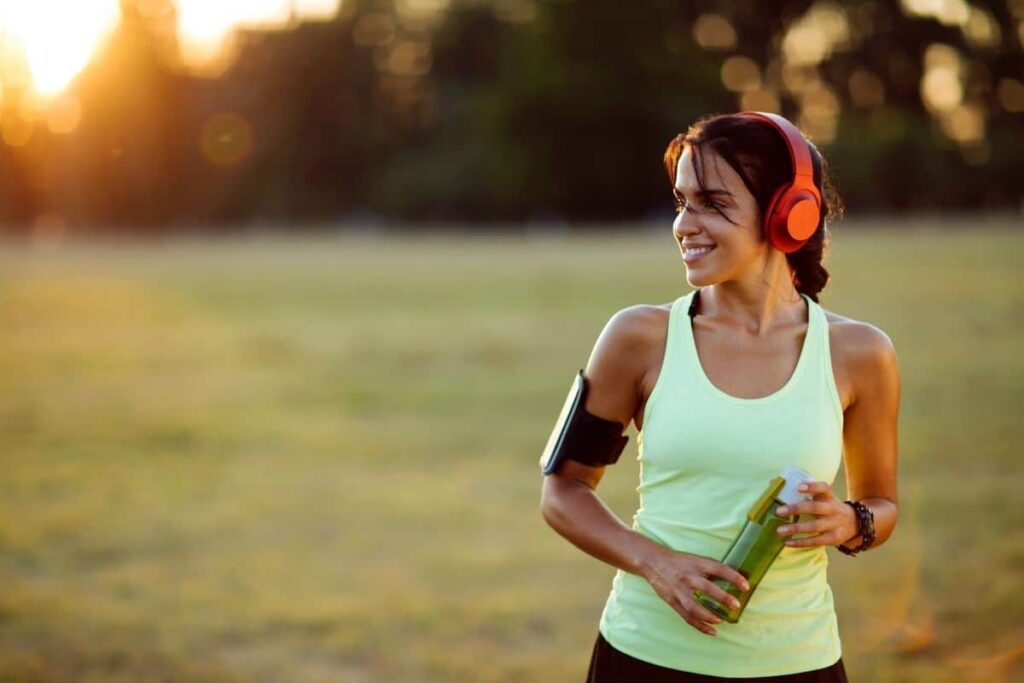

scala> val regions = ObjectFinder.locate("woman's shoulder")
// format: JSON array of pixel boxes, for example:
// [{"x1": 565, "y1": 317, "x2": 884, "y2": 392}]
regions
[
  {"x1": 819, "y1": 305, "x2": 899, "y2": 405},
  {"x1": 599, "y1": 302, "x2": 675, "y2": 352},
  {"x1": 819, "y1": 306, "x2": 896, "y2": 358},
  {"x1": 586, "y1": 302, "x2": 676, "y2": 428}
]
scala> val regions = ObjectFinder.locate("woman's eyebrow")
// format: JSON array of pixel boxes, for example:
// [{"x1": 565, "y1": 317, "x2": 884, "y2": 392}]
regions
[{"x1": 674, "y1": 187, "x2": 734, "y2": 198}]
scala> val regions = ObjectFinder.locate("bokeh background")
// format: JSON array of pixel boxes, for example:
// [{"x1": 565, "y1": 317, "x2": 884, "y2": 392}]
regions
[{"x1": 1, "y1": 1, "x2": 1023, "y2": 682}]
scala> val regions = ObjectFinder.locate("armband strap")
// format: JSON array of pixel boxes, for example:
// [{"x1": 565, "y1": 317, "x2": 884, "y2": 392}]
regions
[{"x1": 539, "y1": 370, "x2": 629, "y2": 475}]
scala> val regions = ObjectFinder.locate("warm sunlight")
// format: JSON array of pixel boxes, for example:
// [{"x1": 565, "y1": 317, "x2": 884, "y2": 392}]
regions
[
  {"x1": 177, "y1": 0, "x2": 341, "y2": 66},
  {"x1": 0, "y1": 1, "x2": 120, "y2": 97},
  {"x1": 0, "y1": 0, "x2": 341, "y2": 98}
]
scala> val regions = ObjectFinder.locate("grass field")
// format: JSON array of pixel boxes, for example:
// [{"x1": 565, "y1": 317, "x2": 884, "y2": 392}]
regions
[{"x1": 1, "y1": 219, "x2": 1022, "y2": 682}]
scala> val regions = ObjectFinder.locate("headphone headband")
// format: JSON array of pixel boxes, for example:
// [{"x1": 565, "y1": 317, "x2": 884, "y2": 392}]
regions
[
  {"x1": 735, "y1": 111, "x2": 822, "y2": 253},
  {"x1": 737, "y1": 111, "x2": 814, "y2": 184}
]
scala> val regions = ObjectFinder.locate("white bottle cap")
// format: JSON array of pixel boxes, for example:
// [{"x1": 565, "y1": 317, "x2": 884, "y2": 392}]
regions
[{"x1": 776, "y1": 465, "x2": 815, "y2": 506}]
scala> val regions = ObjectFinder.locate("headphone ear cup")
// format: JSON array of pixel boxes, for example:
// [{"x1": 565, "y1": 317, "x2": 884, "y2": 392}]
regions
[
  {"x1": 763, "y1": 185, "x2": 798, "y2": 253},
  {"x1": 763, "y1": 186, "x2": 821, "y2": 254}
]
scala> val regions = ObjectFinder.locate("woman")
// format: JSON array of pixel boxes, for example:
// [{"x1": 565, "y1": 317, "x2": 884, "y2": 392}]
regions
[{"x1": 539, "y1": 112, "x2": 900, "y2": 682}]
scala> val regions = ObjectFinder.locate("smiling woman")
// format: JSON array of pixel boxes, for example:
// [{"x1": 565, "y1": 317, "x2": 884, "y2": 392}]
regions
[{"x1": 539, "y1": 111, "x2": 900, "y2": 682}]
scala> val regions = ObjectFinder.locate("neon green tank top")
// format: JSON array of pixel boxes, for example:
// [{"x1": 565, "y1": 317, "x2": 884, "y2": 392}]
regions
[{"x1": 598, "y1": 289, "x2": 844, "y2": 676}]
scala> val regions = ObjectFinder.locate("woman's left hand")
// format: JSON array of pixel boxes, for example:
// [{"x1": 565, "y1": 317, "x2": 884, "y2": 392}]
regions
[{"x1": 774, "y1": 481, "x2": 859, "y2": 548}]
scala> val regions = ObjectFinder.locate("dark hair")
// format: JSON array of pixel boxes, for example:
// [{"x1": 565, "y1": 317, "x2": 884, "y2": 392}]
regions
[{"x1": 663, "y1": 113, "x2": 844, "y2": 302}]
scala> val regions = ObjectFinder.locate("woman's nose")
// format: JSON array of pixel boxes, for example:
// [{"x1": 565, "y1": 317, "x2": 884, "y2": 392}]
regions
[{"x1": 673, "y1": 207, "x2": 700, "y2": 239}]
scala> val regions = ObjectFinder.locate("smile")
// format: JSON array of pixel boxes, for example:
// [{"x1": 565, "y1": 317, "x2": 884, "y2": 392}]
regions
[{"x1": 683, "y1": 245, "x2": 716, "y2": 263}]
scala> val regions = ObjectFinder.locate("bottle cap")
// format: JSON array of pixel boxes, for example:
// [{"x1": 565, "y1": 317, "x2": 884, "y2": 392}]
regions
[{"x1": 775, "y1": 465, "x2": 815, "y2": 506}]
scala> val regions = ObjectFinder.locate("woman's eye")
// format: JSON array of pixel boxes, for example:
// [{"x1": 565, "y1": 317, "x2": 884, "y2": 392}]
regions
[{"x1": 674, "y1": 198, "x2": 720, "y2": 213}]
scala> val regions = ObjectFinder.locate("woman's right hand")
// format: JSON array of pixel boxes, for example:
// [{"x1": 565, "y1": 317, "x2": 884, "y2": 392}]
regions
[{"x1": 640, "y1": 547, "x2": 750, "y2": 637}]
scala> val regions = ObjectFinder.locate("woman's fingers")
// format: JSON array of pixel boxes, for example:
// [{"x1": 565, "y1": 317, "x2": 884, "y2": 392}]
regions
[
  {"x1": 797, "y1": 480, "x2": 834, "y2": 498},
  {"x1": 691, "y1": 619, "x2": 719, "y2": 637},
  {"x1": 784, "y1": 529, "x2": 849, "y2": 548},
  {"x1": 776, "y1": 500, "x2": 831, "y2": 516},
  {"x1": 677, "y1": 594, "x2": 723, "y2": 636},
  {"x1": 777, "y1": 517, "x2": 831, "y2": 536},
  {"x1": 699, "y1": 558, "x2": 750, "y2": 593},
  {"x1": 696, "y1": 578, "x2": 742, "y2": 613},
  {"x1": 647, "y1": 552, "x2": 751, "y2": 637},
  {"x1": 777, "y1": 497, "x2": 855, "y2": 548},
  {"x1": 668, "y1": 591, "x2": 719, "y2": 622},
  {"x1": 666, "y1": 600, "x2": 719, "y2": 637},
  {"x1": 778, "y1": 517, "x2": 832, "y2": 546}
]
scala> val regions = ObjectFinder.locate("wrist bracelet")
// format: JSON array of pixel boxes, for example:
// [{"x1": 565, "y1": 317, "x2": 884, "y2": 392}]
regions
[{"x1": 837, "y1": 500, "x2": 875, "y2": 556}]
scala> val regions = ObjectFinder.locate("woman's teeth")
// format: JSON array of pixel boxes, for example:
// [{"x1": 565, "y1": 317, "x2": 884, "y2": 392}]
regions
[{"x1": 684, "y1": 245, "x2": 716, "y2": 262}]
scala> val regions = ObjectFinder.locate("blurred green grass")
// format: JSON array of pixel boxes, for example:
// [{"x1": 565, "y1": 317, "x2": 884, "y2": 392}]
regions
[{"x1": 0, "y1": 219, "x2": 1022, "y2": 682}]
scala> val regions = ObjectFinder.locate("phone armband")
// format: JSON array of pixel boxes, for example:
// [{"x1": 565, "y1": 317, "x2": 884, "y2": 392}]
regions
[{"x1": 539, "y1": 370, "x2": 629, "y2": 475}]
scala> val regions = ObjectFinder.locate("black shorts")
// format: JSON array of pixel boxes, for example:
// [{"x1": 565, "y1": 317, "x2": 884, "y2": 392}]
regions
[{"x1": 585, "y1": 632, "x2": 850, "y2": 683}]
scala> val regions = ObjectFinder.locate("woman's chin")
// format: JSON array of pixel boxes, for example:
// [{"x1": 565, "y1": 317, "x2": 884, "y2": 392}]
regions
[{"x1": 684, "y1": 268, "x2": 717, "y2": 288}]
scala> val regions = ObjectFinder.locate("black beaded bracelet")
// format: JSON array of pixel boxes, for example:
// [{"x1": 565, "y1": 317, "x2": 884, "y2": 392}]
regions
[{"x1": 837, "y1": 500, "x2": 875, "y2": 556}]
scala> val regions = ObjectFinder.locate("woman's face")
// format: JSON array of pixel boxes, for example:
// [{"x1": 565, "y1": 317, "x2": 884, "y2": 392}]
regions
[{"x1": 672, "y1": 146, "x2": 768, "y2": 288}]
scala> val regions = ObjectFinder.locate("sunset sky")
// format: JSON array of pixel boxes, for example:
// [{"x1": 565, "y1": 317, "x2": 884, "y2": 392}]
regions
[{"x1": 0, "y1": 0, "x2": 341, "y2": 97}]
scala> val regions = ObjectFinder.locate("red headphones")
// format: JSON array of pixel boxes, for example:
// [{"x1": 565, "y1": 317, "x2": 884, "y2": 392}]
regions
[{"x1": 736, "y1": 111, "x2": 822, "y2": 254}]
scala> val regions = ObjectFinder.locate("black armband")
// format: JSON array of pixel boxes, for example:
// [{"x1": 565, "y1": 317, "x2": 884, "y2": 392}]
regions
[{"x1": 539, "y1": 370, "x2": 629, "y2": 475}]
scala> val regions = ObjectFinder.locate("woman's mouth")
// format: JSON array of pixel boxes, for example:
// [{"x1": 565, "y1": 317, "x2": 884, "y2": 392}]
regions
[{"x1": 683, "y1": 245, "x2": 716, "y2": 264}]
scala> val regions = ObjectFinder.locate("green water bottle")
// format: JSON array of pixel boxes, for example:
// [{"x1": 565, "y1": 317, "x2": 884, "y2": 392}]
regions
[{"x1": 694, "y1": 465, "x2": 814, "y2": 623}]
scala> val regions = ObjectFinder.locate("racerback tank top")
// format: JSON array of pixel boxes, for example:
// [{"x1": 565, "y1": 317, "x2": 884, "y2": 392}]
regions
[{"x1": 598, "y1": 289, "x2": 845, "y2": 677}]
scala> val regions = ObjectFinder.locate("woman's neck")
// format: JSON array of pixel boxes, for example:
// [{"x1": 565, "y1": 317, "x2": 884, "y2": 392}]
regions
[{"x1": 696, "y1": 280, "x2": 805, "y2": 336}]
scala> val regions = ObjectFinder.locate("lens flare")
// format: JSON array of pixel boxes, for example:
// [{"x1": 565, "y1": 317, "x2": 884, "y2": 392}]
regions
[{"x1": 200, "y1": 112, "x2": 254, "y2": 167}]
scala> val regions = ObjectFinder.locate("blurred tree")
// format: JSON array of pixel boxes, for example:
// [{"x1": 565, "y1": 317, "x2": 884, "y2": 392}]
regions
[
  {"x1": 199, "y1": 17, "x2": 378, "y2": 222},
  {"x1": 0, "y1": 33, "x2": 45, "y2": 226},
  {"x1": 384, "y1": 0, "x2": 1023, "y2": 221},
  {"x1": 0, "y1": 0, "x2": 1021, "y2": 230},
  {"x1": 64, "y1": 0, "x2": 188, "y2": 229},
  {"x1": 187, "y1": 0, "x2": 435, "y2": 224},
  {"x1": 378, "y1": 0, "x2": 734, "y2": 221}
]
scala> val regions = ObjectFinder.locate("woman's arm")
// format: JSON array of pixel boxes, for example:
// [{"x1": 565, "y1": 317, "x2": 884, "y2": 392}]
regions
[
  {"x1": 776, "y1": 322, "x2": 901, "y2": 551},
  {"x1": 541, "y1": 460, "x2": 669, "y2": 578},
  {"x1": 539, "y1": 307, "x2": 749, "y2": 637},
  {"x1": 836, "y1": 323, "x2": 901, "y2": 551}
]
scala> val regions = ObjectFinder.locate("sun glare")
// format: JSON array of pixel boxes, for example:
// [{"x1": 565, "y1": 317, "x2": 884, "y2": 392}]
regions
[
  {"x1": 178, "y1": 0, "x2": 340, "y2": 65},
  {"x1": 0, "y1": 0, "x2": 341, "y2": 98},
  {"x1": 0, "y1": 1, "x2": 120, "y2": 97}
]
